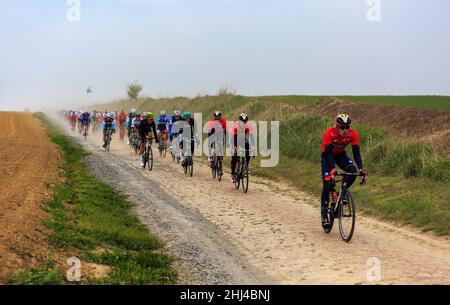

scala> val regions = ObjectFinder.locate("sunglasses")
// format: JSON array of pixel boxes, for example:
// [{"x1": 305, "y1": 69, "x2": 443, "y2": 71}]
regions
[{"x1": 338, "y1": 125, "x2": 350, "y2": 130}]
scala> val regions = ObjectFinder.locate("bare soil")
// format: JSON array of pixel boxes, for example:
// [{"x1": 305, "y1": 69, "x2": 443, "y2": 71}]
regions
[
  {"x1": 309, "y1": 97, "x2": 450, "y2": 153},
  {"x1": 0, "y1": 112, "x2": 61, "y2": 283}
]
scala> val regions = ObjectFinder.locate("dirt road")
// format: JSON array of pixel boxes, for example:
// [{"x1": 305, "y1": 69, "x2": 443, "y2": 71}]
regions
[
  {"x1": 54, "y1": 113, "x2": 450, "y2": 284},
  {"x1": 0, "y1": 112, "x2": 60, "y2": 283}
]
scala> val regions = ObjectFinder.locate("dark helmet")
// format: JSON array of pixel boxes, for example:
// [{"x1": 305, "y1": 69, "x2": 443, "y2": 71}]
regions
[{"x1": 239, "y1": 113, "x2": 248, "y2": 123}]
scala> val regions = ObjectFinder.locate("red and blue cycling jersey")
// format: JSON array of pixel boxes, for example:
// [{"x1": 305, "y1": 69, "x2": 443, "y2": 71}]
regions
[
  {"x1": 321, "y1": 127, "x2": 362, "y2": 174},
  {"x1": 157, "y1": 116, "x2": 170, "y2": 132},
  {"x1": 321, "y1": 127, "x2": 359, "y2": 155}
]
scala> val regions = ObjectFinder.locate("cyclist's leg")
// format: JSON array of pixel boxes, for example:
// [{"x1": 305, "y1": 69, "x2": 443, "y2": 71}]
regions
[
  {"x1": 321, "y1": 153, "x2": 334, "y2": 221},
  {"x1": 245, "y1": 140, "x2": 250, "y2": 167},
  {"x1": 157, "y1": 129, "x2": 162, "y2": 142},
  {"x1": 231, "y1": 144, "x2": 238, "y2": 175},
  {"x1": 139, "y1": 136, "x2": 145, "y2": 155},
  {"x1": 335, "y1": 153, "x2": 358, "y2": 188},
  {"x1": 190, "y1": 137, "x2": 195, "y2": 156}
]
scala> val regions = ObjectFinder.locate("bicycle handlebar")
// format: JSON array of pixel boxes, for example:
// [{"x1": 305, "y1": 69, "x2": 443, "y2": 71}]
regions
[{"x1": 334, "y1": 171, "x2": 367, "y2": 185}]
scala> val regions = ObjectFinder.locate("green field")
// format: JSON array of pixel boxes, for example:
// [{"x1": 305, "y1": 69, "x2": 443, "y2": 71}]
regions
[
  {"x1": 92, "y1": 94, "x2": 450, "y2": 235},
  {"x1": 337, "y1": 96, "x2": 450, "y2": 111}
]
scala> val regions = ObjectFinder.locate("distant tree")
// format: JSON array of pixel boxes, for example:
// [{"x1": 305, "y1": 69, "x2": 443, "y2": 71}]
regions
[{"x1": 127, "y1": 81, "x2": 143, "y2": 100}]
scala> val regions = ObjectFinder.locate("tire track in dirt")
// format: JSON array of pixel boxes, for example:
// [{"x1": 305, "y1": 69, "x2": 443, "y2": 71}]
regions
[{"x1": 52, "y1": 112, "x2": 450, "y2": 284}]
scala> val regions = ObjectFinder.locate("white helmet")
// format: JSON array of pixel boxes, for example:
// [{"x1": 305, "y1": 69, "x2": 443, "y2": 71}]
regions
[
  {"x1": 160, "y1": 111, "x2": 167, "y2": 116},
  {"x1": 174, "y1": 110, "x2": 181, "y2": 116},
  {"x1": 107, "y1": 113, "x2": 112, "y2": 118},
  {"x1": 131, "y1": 108, "x2": 136, "y2": 114}
]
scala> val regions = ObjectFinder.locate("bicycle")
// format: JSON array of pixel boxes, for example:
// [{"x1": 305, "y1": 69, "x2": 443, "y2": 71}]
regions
[
  {"x1": 233, "y1": 148, "x2": 249, "y2": 193},
  {"x1": 129, "y1": 128, "x2": 139, "y2": 154},
  {"x1": 211, "y1": 141, "x2": 224, "y2": 181},
  {"x1": 180, "y1": 136, "x2": 193, "y2": 177},
  {"x1": 158, "y1": 132, "x2": 168, "y2": 158},
  {"x1": 173, "y1": 134, "x2": 183, "y2": 164},
  {"x1": 323, "y1": 171, "x2": 366, "y2": 242},
  {"x1": 182, "y1": 155, "x2": 193, "y2": 177},
  {"x1": 104, "y1": 128, "x2": 112, "y2": 152},
  {"x1": 82, "y1": 124, "x2": 88, "y2": 141},
  {"x1": 142, "y1": 135, "x2": 154, "y2": 171}
]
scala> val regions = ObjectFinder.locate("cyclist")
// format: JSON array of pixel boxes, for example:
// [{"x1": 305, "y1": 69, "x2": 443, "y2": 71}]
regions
[
  {"x1": 207, "y1": 111, "x2": 227, "y2": 168},
  {"x1": 138, "y1": 112, "x2": 159, "y2": 167},
  {"x1": 169, "y1": 110, "x2": 184, "y2": 148},
  {"x1": 320, "y1": 113, "x2": 368, "y2": 228},
  {"x1": 79, "y1": 111, "x2": 90, "y2": 134},
  {"x1": 70, "y1": 110, "x2": 77, "y2": 130},
  {"x1": 156, "y1": 111, "x2": 170, "y2": 144},
  {"x1": 127, "y1": 108, "x2": 137, "y2": 145},
  {"x1": 179, "y1": 112, "x2": 197, "y2": 167},
  {"x1": 118, "y1": 110, "x2": 127, "y2": 126},
  {"x1": 102, "y1": 113, "x2": 116, "y2": 148},
  {"x1": 230, "y1": 113, "x2": 255, "y2": 183}
]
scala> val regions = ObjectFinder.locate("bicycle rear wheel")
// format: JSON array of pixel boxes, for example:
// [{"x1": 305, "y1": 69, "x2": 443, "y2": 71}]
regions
[{"x1": 338, "y1": 191, "x2": 356, "y2": 242}]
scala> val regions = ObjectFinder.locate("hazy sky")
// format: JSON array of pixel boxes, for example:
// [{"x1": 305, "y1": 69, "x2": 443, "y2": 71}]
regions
[{"x1": 1, "y1": 0, "x2": 450, "y2": 110}]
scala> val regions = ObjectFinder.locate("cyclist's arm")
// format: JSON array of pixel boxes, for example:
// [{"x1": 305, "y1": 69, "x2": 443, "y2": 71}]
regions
[
  {"x1": 248, "y1": 132, "x2": 255, "y2": 147},
  {"x1": 322, "y1": 144, "x2": 336, "y2": 174},
  {"x1": 151, "y1": 122, "x2": 159, "y2": 142},
  {"x1": 350, "y1": 130, "x2": 362, "y2": 170},
  {"x1": 352, "y1": 145, "x2": 363, "y2": 169}
]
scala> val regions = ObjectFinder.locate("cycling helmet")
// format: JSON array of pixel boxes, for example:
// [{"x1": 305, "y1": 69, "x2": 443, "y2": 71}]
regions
[
  {"x1": 183, "y1": 112, "x2": 192, "y2": 119},
  {"x1": 214, "y1": 111, "x2": 222, "y2": 118},
  {"x1": 131, "y1": 108, "x2": 137, "y2": 114},
  {"x1": 174, "y1": 110, "x2": 181, "y2": 116},
  {"x1": 239, "y1": 113, "x2": 248, "y2": 123},
  {"x1": 146, "y1": 112, "x2": 154, "y2": 119},
  {"x1": 336, "y1": 113, "x2": 352, "y2": 125},
  {"x1": 160, "y1": 111, "x2": 167, "y2": 116},
  {"x1": 107, "y1": 113, "x2": 112, "y2": 118}
]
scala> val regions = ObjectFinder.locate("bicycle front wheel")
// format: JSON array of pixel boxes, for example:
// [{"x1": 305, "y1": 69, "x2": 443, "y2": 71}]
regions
[
  {"x1": 338, "y1": 191, "x2": 356, "y2": 242},
  {"x1": 217, "y1": 159, "x2": 223, "y2": 181},
  {"x1": 241, "y1": 159, "x2": 249, "y2": 193},
  {"x1": 189, "y1": 163, "x2": 193, "y2": 177},
  {"x1": 212, "y1": 159, "x2": 217, "y2": 179},
  {"x1": 148, "y1": 146, "x2": 153, "y2": 171}
]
